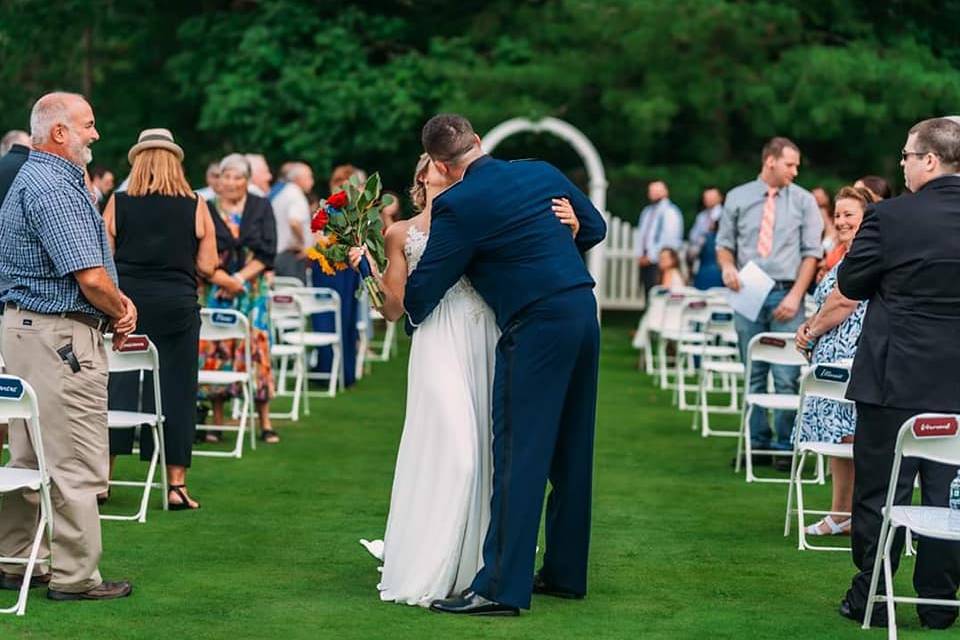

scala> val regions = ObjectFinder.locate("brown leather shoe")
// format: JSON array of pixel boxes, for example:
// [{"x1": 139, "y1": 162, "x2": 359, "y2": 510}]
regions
[
  {"x1": 0, "y1": 571, "x2": 51, "y2": 591},
  {"x1": 47, "y1": 580, "x2": 133, "y2": 601}
]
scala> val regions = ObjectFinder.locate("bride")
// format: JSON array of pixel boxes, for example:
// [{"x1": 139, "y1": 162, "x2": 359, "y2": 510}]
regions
[{"x1": 353, "y1": 153, "x2": 580, "y2": 607}]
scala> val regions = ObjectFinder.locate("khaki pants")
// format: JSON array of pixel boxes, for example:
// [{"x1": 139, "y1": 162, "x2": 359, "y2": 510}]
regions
[{"x1": 0, "y1": 307, "x2": 108, "y2": 592}]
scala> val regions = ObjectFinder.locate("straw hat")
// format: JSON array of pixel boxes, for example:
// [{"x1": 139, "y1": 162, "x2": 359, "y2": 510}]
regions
[{"x1": 127, "y1": 128, "x2": 184, "y2": 164}]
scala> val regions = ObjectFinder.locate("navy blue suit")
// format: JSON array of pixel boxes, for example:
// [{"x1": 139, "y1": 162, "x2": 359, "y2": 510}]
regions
[{"x1": 405, "y1": 155, "x2": 606, "y2": 608}]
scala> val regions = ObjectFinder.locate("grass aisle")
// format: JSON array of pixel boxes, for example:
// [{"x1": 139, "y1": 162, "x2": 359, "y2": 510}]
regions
[{"x1": 1, "y1": 315, "x2": 928, "y2": 638}]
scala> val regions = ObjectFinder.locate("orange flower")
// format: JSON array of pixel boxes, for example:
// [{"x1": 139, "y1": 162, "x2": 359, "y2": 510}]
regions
[
  {"x1": 317, "y1": 254, "x2": 335, "y2": 276},
  {"x1": 334, "y1": 261, "x2": 347, "y2": 271}
]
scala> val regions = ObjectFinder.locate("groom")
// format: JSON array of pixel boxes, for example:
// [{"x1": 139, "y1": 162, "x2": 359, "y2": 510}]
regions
[{"x1": 405, "y1": 114, "x2": 607, "y2": 615}]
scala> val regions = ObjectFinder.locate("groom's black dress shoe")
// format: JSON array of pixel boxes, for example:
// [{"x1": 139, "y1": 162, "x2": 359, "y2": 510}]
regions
[
  {"x1": 429, "y1": 590, "x2": 519, "y2": 616},
  {"x1": 532, "y1": 574, "x2": 584, "y2": 600},
  {"x1": 838, "y1": 598, "x2": 887, "y2": 628}
]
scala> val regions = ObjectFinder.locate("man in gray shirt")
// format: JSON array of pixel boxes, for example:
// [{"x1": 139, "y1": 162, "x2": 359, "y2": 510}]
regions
[{"x1": 717, "y1": 137, "x2": 823, "y2": 463}]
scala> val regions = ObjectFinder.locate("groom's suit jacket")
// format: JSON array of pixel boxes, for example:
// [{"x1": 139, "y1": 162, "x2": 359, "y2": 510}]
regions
[{"x1": 405, "y1": 155, "x2": 607, "y2": 329}]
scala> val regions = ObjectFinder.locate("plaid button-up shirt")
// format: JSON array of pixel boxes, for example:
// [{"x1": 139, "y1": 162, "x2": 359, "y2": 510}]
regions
[{"x1": 0, "y1": 150, "x2": 117, "y2": 318}]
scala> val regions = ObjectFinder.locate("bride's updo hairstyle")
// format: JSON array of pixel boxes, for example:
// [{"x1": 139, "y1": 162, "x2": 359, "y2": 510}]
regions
[{"x1": 410, "y1": 153, "x2": 430, "y2": 212}]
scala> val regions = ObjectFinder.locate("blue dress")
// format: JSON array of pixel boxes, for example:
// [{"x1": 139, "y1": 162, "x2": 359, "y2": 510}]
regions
[
  {"x1": 693, "y1": 231, "x2": 723, "y2": 290},
  {"x1": 793, "y1": 261, "x2": 868, "y2": 443}
]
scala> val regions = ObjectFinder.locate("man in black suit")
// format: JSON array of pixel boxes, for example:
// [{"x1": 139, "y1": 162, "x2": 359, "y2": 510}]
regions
[
  {"x1": 0, "y1": 129, "x2": 31, "y2": 308},
  {"x1": 837, "y1": 117, "x2": 960, "y2": 629}
]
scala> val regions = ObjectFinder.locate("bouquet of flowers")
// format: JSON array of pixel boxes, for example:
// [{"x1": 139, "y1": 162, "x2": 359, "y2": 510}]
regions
[{"x1": 307, "y1": 173, "x2": 394, "y2": 308}]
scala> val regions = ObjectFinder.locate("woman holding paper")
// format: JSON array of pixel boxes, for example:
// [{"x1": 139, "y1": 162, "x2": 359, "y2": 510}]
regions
[{"x1": 792, "y1": 185, "x2": 876, "y2": 536}]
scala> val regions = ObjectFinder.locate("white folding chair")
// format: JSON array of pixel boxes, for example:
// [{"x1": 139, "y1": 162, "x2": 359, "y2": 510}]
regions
[
  {"x1": 366, "y1": 307, "x2": 397, "y2": 363},
  {"x1": 734, "y1": 332, "x2": 814, "y2": 483},
  {"x1": 675, "y1": 301, "x2": 739, "y2": 410},
  {"x1": 268, "y1": 293, "x2": 308, "y2": 421},
  {"x1": 102, "y1": 334, "x2": 168, "y2": 523},
  {"x1": 278, "y1": 287, "x2": 344, "y2": 398},
  {"x1": 634, "y1": 286, "x2": 669, "y2": 374},
  {"x1": 863, "y1": 414, "x2": 960, "y2": 638},
  {"x1": 692, "y1": 308, "x2": 744, "y2": 437},
  {"x1": 656, "y1": 291, "x2": 709, "y2": 389},
  {"x1": 783, "y1": 362, "x2": 853, "y2": 551},
  {"x1": 355, "y1": 290, "x2": 370, "y2": 380},
  {"x1": 0, "y1": 375, "x2": 52, "y2": 616},
  {"x1": 196, "y1": 309, "x2": 256, "y2": 458}
]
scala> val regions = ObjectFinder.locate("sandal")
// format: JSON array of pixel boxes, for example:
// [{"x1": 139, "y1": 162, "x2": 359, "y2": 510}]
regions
[
  {"x1": 805, "y1": 515, "x2": 850, "y2": 536},
  {"x1": 259, "y1": 429, "x2": 280, "y2": 444},
  {"x1": 168, "y1": 485, "x2": 201, "y2": 511},
  {"x1": 96, "y1": 489, "x2": 111, "y2": 506},
  {"x1": 203, "y1": 431, "x2": 222, "y2": 444}
]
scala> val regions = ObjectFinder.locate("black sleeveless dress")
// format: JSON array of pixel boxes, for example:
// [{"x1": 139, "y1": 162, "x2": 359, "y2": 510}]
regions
[{"x1": 108, "y1": 192, "x2": 202, "y2": 467}]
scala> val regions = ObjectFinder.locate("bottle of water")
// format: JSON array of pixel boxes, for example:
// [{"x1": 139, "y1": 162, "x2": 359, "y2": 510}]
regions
[{"x1": 950, "y1": 470, "x2": 960, "y2": 530}]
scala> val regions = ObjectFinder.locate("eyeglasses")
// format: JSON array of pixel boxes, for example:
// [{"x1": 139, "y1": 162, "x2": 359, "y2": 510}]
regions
[{"x1": 901, "y1": 149, "x2": 931, "y2": 162}]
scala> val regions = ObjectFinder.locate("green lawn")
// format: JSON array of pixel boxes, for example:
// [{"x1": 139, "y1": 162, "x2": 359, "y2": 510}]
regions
[{"x1": 0, "y1": 313, "x2": 932, "y2": 638}]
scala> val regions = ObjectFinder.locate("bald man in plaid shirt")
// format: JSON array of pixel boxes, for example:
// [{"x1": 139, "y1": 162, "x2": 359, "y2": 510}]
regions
[{"x1": 0, "y1": 93, "x2": 136, "y2": 601}]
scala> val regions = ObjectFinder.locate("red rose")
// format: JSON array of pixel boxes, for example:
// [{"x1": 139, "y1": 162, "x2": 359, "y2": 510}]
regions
[
  {"x1": 326, "y1": 190, "x2": 348, "y2": 209},
  {"x1": 311, "y1": 208, "x2": 329, "y2": 232}
]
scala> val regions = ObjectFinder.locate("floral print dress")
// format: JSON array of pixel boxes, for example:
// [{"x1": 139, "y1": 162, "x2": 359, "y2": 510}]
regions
[
  {"x1": 792, "y1": 260, "x2": 867, "y2": 444},
  {"x1": 199, "y1": 200, "x2": 275, "y2": 403}
]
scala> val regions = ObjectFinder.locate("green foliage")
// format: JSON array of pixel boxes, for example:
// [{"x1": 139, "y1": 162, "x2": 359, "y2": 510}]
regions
[{"x1": 2, "y1": 0, "x2": 960, "y2": 224}]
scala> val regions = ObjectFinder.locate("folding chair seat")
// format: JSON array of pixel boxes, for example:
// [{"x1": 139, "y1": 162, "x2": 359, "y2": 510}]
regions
[
  {"x1": 864, "y1": 414, "x2": 960, "y2": 638},
  {"x1": 734, "y1": 333, "x2": 810, "y2": 483},
  {"x1": 276, "y1": 287, "x2": 344, "y2": 398},
  {"x1": 0, "y1": 375, "x2": 52, "y2": 616},
  {"x1": 196, "y1": 309, "x2": 256, "y2": 459},
  {"x1": 268, "y1": 293, "x2": 308, "y2": 421},
  {"x1": 102, "y1": 334, "x2": 168, "y2": 523},
  {"x1": 783, "y1": 362, "x2": 853, "y2": 551}
]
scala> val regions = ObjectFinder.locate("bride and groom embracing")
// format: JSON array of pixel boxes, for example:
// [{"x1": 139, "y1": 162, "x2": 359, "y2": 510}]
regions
[{"x1": 355, "y1": 114, "x2": 606, "y2": 616}]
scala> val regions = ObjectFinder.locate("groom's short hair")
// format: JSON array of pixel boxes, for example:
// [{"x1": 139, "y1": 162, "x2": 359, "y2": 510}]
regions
[{"x1": 422, "y1": 114, "x2": 477, "y2": 164}]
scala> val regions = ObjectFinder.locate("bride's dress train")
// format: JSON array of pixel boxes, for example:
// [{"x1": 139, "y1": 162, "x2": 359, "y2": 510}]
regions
[{"x1": 366, "y1": 225, "x2": 499, "y2": 607}]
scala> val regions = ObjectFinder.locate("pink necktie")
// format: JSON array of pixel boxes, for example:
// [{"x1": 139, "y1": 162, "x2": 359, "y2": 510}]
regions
[{"x1": 757, "y1": 186, "x2": 777, "y2": 258}]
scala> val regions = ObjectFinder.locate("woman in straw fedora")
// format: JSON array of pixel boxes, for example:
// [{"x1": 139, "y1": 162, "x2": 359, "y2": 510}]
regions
[{"x1": 102, "y1": 128, "x2": 218, "y2": 510}]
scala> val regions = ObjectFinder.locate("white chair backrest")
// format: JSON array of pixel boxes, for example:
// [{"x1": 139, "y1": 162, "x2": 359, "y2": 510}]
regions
[
  {"x1": 898, "y1": 414, "x2": 960, "y2": 466},
  {"x1": 705, "y1": 306, "x2": 736, "y2": 335},
  {"x1": 200, "y1": 308, "x2": 250, "y2": 342},
  {"x1": 0, "y1": 375, "x2": 47, "y2": 480},
  {"x1": 272, "y1": 276, "x2": 307, "y2": 291},
  {"x1": 270, "y1": 293, "x2": 304, "y2": 325},
  {"x1": 747, "y1": 332, "x2": 807, "y2": 367},
  {"x1": 644, "y1": 286, "x2": 670, "y2": 331},
  {"x1": 286, "y1": 287, "x2": 341, "y2": 318},
  {"x1": 660, "y1": 293, "x2": 691, "y2": 333},
  {"x1": 104, "y1": 335, "x2": 160, "y2": 373},
  {"x1": 679, "y1": 299, "x2": 713, "y2": 331},
  {"x1": 798, "y1": 361, "x2": 853, "y2": 403}
]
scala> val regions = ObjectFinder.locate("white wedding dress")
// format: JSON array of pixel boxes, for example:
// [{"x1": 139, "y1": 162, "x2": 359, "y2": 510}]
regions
[{"x1": 366, "y1": 225, "x2": 499, "y2": 607}]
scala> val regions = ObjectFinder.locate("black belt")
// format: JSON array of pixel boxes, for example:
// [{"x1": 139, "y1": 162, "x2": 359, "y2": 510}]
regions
[
  {"x1": 771, "y1": 280, "x2": 795, "y2": 291},
  {"x1": 4, "y1": 302, "x2": 110, "y2": 334}
]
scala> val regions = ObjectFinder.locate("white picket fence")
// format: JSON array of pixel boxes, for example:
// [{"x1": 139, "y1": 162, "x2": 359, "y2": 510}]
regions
[{"x1": 598, "y1": 214, "x2": 645, "y2": 311}]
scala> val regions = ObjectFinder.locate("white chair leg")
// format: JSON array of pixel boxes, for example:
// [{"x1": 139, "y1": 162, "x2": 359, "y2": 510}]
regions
[
  {"x1": 137, "y1": 426, "x2": 160, "y2": 523},
  {"x1": 158, "y1": 421, "x2": 168, "y2": 511},
  {"x1": 14, "y1": 512, "x2": 47, "y2": 616},
  {"x1": 795, "y1": 452, "x2": 809, "y2": 549},
  {"x1": 784, "y1": 448, "x2": 799, "y2": 537},
  {"x1": 882, "y1": 526, "x2": 898, "y2": 639},
  {"x1": 863, "y1": 519, "x2": 892, "y2": 629}
]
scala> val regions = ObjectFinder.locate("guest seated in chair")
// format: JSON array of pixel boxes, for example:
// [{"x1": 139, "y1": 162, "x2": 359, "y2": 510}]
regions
[{"x1": 792, "y1": 185, "x2": 876, "y2": 533}]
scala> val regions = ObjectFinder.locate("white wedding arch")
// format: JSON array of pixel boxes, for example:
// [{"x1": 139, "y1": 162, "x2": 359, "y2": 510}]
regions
[{"x1": 481, "y1": 117, "x2": 644, "y2": 312}]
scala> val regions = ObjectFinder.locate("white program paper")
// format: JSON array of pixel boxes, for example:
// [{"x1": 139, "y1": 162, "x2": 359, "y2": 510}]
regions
[{"x1": 724, "y1": 261, "x2": 775, "y2": 322}]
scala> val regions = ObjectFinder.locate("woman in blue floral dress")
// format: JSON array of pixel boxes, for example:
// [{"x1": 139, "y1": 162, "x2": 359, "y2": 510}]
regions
[{"x1": 793, "y1": 186, "x2": 878, "y2": 536}]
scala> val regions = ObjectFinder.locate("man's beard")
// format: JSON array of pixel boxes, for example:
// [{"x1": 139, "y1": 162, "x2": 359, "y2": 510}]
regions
[{"x1": 68, "y1": 138, "x2": 93, "y2": 165}]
